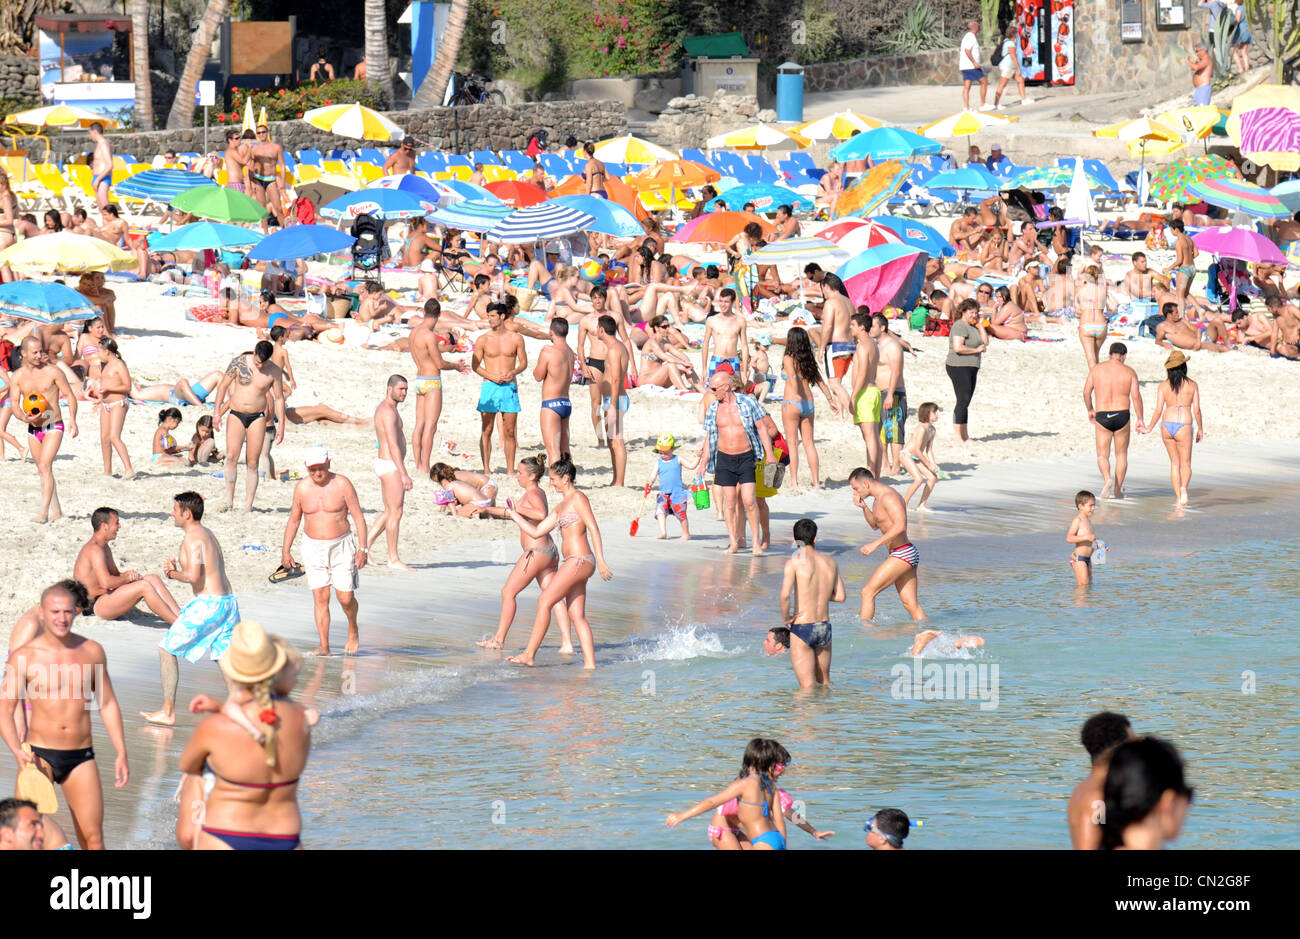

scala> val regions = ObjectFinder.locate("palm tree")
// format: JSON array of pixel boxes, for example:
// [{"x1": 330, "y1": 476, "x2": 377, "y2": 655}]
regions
[
  {"x1": 364, "y1": 0, "x2": 394, "y2": 107},
  {"x1": 167, "y1": 0, "x2": 229, "y2": 130},
  {"x1": 411, "y1": 0, "x2": 469, "y2": 109},
  {"x1": 131, "y1": 0, "x2": 154, "y2": 129}
]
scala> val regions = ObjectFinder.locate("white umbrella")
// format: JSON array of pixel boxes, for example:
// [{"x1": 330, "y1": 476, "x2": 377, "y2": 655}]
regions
[{"x1": 1064, "y1": 157, "x2": 1097, "y2": 227}]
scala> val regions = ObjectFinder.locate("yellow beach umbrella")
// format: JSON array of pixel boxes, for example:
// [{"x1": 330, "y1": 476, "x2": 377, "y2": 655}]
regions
[
  {"x1": 795, "y1": 110, "x2": 887, "y2": 141},
  {"x1": 918, "y1": 109, "x2": 1018, "y2": 139},
  {"x1": 302, "y1": 103, "x2": 403, "y2": 142},
  {"x1": 258, "y1": 106, "x2": 268, "y2": 128},
  {"x1": 4, "y1": 104, "x2": 119, "y2": 129},
  {"x1": 591, "y1": 134, "x2": 680, "y2": 164},
  {"x1": 1226, "y1": 84, "x2": 1300, "y2": 173},
  {"x1": 1093, "y1": 117, "x2": 1184, "y2": 169},
  {"x1": 0, "y1": 232, "x2": 134, "y2": 273},
  {"x1": 242, "y1": 98, "x2": 256, "y2": 133},
  {"x1": 705, "y1": 123, "x2": 810, "y2": 150},
  {"x1": 1156, "y1": 106, "x2": 1220, "y2": 140}
]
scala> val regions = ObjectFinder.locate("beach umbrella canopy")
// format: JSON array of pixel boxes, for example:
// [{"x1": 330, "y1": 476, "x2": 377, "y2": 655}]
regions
[
  {"x1": 296, "y1": 173, "x2": 360, "y2": 208},
  {"x1": 835, "y1": 244, "x2": 928, "y2": 311},
  {"x1": 1186, "y1": 178, "x2": 1289, "y2": 219},
  {"x1": 1226, "y1": 84, "x2": 1300, "y2": 171},
  {"x1": 1157, "y1": 106, "x2": 1221, "y2": 141},
  {"x1": 625, "y1": 160, "x2": 720, "y2": 192},
  {"x1": 867, "y1": 215, "x2": 955, "y2": 257},
  {"x1": 428, "y1": 199, "x2": 512, "y2": 232},
  {"x1": 549, "y1": 195, "x2": 644, "y2": 237},
  {"x1": 925, "y1": 165, "x2": 1002, "y2": 191},
  {"x1": 302, "y1": 103, "x2": 403, "y2": 142},
  {"x1": 918, "y1": 109, "x2": 1019, "y2": 139},
  {"x1": 826, "y1": 221, "x2": 903, "y2": 256},
  {"x1": 112, "y1": 168, "x2": 215, "y2": 202},
  {"x1": 0, "y1": 232, "x2": 134, "y2": 273},
  {"x1": 370, "y1": 173, "x2": 443, "y2": 203},
  {"x1": 549, "y1": 174, "x2": 647, "y2": 219},
  {"x1": 1148, "y1": 154, "x2": 1238, "y2": 202},
  {"x1": 319, "y1": 188, "x2": 434, "y2": 220},
  {"x1": 151, "y1": 221, "x2": 264, "y2": 252},
  {"x1": 1003, "y1": 165, "x2": 1109, "y2": 192},
  {"x1": 0, "y1": 281, "x2": 98, "y2": 324},
  {"x1": 705, "y1": 124, "x2": 810, "y2": 150},
  {"x1": 591, "y1": 134, "x2": 680, "y2": 164},
  {"x1": 4, "y1": 104, "x2": 118, "y2": 129},
  {"x1": 171, "y1": 185, "x2": 268, "y2": 223},
  {"x1": 1271, "y1": 179, "x2": 1300, "y2": 214},
  {"x1": 702, "y1": 182, "x2": 810, "y2": 213},
  {"x1": 831, "y1": 160, "x2": 912, "y2": 219},
  {"x1": 670, "y1": 211, "x2": 775, "y2": 245},
  {"x1": 795, "y1": 110, "x2": 887, "y2": 141},
  {"x1": 247, "y1": 225, "x2": 355, "y2": 262},
  {"x1": 428, "y1": 178, "x2": 502, "y2": 207},
  {"x1": 1065, "y1": 158, "x2": 1097, "y2": 227},
  {"x1": 485, "y1": 179, "x2": 548, "y2": 207},
  {"x1": 1191, "y1": 226, "x2": 1286, "y2": 264},
  {"x1": 486, "y1": 203, "x2": 596, "y2": 244},
  {"x1": 750, "y1": 237, "x2": 850, "y2": 265},
  {"x1": 829, "y1": 127, "x2": 939, "y2": 162}
]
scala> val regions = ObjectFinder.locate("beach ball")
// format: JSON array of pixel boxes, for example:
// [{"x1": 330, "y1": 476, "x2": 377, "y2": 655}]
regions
[
  {"x1": 580, "y1": 259, "x2": 604, "y2": 284},
  {"x1": 319, "y1": 328, "x2": 345, "y2": 345},
  {"x1": 23, "y1": 393, "x2": 48, "y2": 418}
]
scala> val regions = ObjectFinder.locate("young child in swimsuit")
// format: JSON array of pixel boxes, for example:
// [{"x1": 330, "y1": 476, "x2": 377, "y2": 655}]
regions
[
  {"x1": 1067, "y1": 489, "x2": 1098, "y2": 586},
  {"x1": 188, "y1": 414, "x2": 220, "y2": 465},
  {"x1": 645, "y1": 434, "x2": 698, "y2": 540},
  {"x1": 151, "y1": 407, "x2": 188, "y2": 466},
  {"x1": 900, "y1": 402, "x2": 941, "y2": 511}
]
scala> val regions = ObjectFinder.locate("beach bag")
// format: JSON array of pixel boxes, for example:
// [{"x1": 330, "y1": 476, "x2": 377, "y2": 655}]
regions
[
  {"x1": 1144, "y1": 223, "x2": 1165, "y2": 252},
  {"x1": 690, "y1": 475, "x2": 711, "y2": 510},
  {"x1": 923, "y1": 315, "x2": 951, "y2": 337},
  {"x1": 990, "y1": 41, "x2": 1004, "y2": 67}
]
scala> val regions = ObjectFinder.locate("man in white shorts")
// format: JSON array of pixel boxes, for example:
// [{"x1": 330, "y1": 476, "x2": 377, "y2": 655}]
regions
[{"x1": 281, "y1": 446, "x2": 368, "y2": 655}]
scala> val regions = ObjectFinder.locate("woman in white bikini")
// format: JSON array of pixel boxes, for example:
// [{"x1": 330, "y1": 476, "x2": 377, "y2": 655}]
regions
[
  {"x1": 474, "y1": 454, "x2": 574, "y2": 653},
  {"x1": 1075, "y1": 265, "x2": 1109, "y2": 367},
  {"x1": 1142, "y1": 349, "x2": 1203, "y2": 506},
  {"x1": 504, "y1": 456, "x2": 612, "y2": 669},
  {"x1": 96, "y1": 338, "x2": 134, "y2": 477}
]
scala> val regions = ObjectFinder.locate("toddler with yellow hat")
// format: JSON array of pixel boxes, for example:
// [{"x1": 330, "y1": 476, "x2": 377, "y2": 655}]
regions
[{"x1": 645, "y1": 433, "x2": 698, "y2": 540}]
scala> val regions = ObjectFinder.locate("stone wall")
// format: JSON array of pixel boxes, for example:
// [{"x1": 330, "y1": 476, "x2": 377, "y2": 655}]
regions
[
  {"x1": 1073, "y1": 2, "x2": 1198, "y2": 96},
  {"x1": 20, "y1": 99, "x2": 627, "y2": 161},
  {"x1": 0, "y1": 55, "x2": 40, "y2": 102},
  {"x1": 802, "y1": 48, "x2": 958, "y2": 93},
  {"x1": 647, "y1": 91, "x2": 775, "y2": 149}
]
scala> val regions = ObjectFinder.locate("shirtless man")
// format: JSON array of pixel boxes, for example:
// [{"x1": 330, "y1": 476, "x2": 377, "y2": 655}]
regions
[
  {"x1": 283, "y1": 447, "x2": 368, "y2": 656},
  {"x1": 778, "y1": 518, "x2": 845, "y2": 690},
  {"x1": 949, "y1": 206, "x2": 985, "y2": 255},
  {"x1": 1067, "y1": 711, "x2": 1136, "y2": 850},
  {"x1": 369, "y1": 375, "x2": 415, "y2": 571},
  {"x1": 1164, "y1": 219, "x2": 1197, "y2": 304},
  {"x1": 1241, "y1": 301, "x2": 1280, "y2": 353},
  {"x1": 1007, "y1": 220, "x2": 1043, "y2": 271},
  {"x1": 1154, "y1": 302, "x2": 1226, "y2": 353},
  {"x1": 1082, "y1": 343, "x2": 1146, "y2": 499},
  {"x1": 598, "y1": 315, "x2": 630, "y2": 487},
  {"x1": 869, "y1": 313, "x2": 909, "y2": 475},
  {"x1": 578, "y1": 287, "x2": 636, "y2": 445},
  {"x1": 0, "y1": 582, "x2": 129, "y2": 849},
  {"x1": 534, "y1": 316, "x2": 576, "y2": 463},
  {"x1": 410, "y1": 300, "x2": 470, "y2": 475},
  {"x1": 848, "y1": 311, "x2": 882, "y2": 477},
  {"x1": 73, "y1": 507, "x2": 181, "y2": 624},
  {"x1": 383, "y1": 137, "x2": 418, "y2": 176},
  {"x1": 139, "y1": 491, "x2": 241, "y2": 725},
  {"x1": 87, "y1": 122, "x2": 113, "y2": 214},
  {"x1": 248, "y1": 124, "x2": 287, "y2": 227},
  {"x1": 988, "y1": 285, "x2": 1027, "y2": 340},
  {"x1": 817, "y1": 275, "x2": 855, "y2": 412},
  {"x1": 212, "y1": 340, "x2": 287, "y2": 511},
  {"x1": 10, "y1": 336, "x2": 78, "y2": 523},
  {"x1": 1264, "y1": 296, "x2": 1299, "y2": 357},
  {"x1": 850, "y1": 466, "x2": 925, "y2": 622},
  {"x1": 582, "y1": 142, "x2": 608, "y2": 197},
  {"x1": 769, "y1": 204, "x2": 801, "y2": 243},
  {"x1": 473, "y1": 303, "x2": 528, "y2": 474},
  {"x1": 223, "y1": 129, "x2": 249, "y2": 192},
  {"x1": 1122, "y1": 251, "x2": 1168, "y2": 300}
]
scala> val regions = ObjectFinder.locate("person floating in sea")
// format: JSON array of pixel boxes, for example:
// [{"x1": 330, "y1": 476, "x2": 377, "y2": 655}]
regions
[{"x1": 864, "y1": 808, "x2": 911, "y2": 850}]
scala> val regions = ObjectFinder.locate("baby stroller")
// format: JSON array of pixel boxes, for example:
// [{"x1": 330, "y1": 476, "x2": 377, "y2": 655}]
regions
[{"x1": 349, "y1": 213, "x2": 388, "y2": 285}]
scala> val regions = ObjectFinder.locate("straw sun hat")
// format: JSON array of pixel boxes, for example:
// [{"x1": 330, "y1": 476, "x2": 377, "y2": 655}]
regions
[
  {"x1": 220, "y1": 620, "x2": 288, "y2": 685},
  {"x1": 1164, "y1": 350, "x2": 1188, "y2": 369}
]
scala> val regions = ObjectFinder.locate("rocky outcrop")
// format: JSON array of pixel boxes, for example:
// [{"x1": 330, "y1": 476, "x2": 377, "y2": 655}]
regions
[
  {"x1": 0, "y1": 55, "x2": 40, "y2": 102},
  {"x1": 647, "y1": 90, "x2": 773, "y2": 148},
  {"x1": 802, "y1": 49, "x2": 958, "y2": 93}
]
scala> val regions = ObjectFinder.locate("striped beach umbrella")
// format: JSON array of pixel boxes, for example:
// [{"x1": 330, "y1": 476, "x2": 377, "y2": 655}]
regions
[
  {"x1": 834, "y1": 244, "x2": 928, "y2": 311},
  {"x1": 151, "y1": 222, "x2": 264, "y2": 251},
  {"x1": 829, "y1": 127, "x2": 939, "y2": 162},
  {"x1": 1227, "y1": 84, "x2": 1300, "y2": 172},
  {"x1": 822, "y1": 220, "x2": 902, "y2": 256},
  {"x1": 0, "y1": 232, "x2": 134, "y2": 273},
  {"x1": 1271, "y1": 179, "x2": 1300, "y2": 214},
  {"x1": 1186, "y1": 178, "x2": 1289, "y2": 219},
  {"x1": 917, "y1": 109, "x2": 1018, "y2": 139},
  {"x1": 750, "y1": 237, "x2": 849, "y2": 265},
  {"x1": 831, "y1": 160, "x2": 912, "y2": 219},
  {"x1": 428, "y1": 199, "x2": 512, "y2": 232},
  {"x1": 591, "y1": 135, "x2": 680, "y2": 164},
  {"x1": 549, "y1": 195, "x2": 643, "y2": 238},
  {"x1": 486, "y1": 203, "x2": 596, "y2": 244},
  {"x1": 0, "y1": 281, "x2": 98, "y2": 324},
  {"x1": 319, "y1": 188, "x2": 434, "y2": 220},
  {"x1": 795, "y1": 110, "x2": 887, "y2": 141},
  {"x1": 705, "y1": 124, "x2": 810, "y2": 150},
  {"x1": 113, "y1": 168, "x2": 216, "y2": 202},
  {"x1": 1148, "y1": 154, "x2": 1238, "y2": 203},
  {"x1": 303, "y1": 103, "x2": 403, "y2": 142}
]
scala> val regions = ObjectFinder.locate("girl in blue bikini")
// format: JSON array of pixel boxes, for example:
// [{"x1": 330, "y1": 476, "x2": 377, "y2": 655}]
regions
[
  {"x1": 666, "y1": 738, "x2": 789, "y2": 850},
  {"x1": 780, "y1": 327, "x2": 840, "y2": 489},
  {"x1": 1142, "y1": 349, "x2": 1203, "y2": 506}
]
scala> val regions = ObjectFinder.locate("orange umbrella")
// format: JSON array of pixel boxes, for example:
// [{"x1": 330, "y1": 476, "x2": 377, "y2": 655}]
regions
[
  {"x1": 549, "y1": 174, "x2": 648, "y2": 220},
  {"x1": 485, "y1": 180, "x2": 548, "y2": 207},
  {"x1": 669, "y1": 211, "x2": 775, "y2": 245},
  {"x1": 624, "y1": 159, "x2": 721, "y2": 193}
]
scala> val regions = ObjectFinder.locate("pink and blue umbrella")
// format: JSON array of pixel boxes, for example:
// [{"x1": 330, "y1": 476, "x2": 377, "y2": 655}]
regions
[
  {"x1": 835, "y1": 245, "x2": 928, "y2": 311},
  {"x1": 1185, "y1": 178, "x2": 1289, "y2": 219}
]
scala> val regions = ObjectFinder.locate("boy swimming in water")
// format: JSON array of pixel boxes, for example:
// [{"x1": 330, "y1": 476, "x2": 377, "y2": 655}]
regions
[
  {"x1": 909, "y1": 629, "x2": 985, "y2": 655},
  {"x1": 1067, "y1": 490, "x2": 1098, "y2": 585}
]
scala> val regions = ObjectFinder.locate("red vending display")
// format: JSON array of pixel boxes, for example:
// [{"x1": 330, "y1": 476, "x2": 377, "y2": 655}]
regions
[
  {"x1": 1016, "y1": 0, "x2": 1047, "y2": 83},
  {"x1": 1051, "y1": 0, "x2": 1075, "y2": 85}
]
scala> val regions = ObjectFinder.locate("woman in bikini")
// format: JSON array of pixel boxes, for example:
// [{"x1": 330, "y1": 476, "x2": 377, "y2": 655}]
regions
[
  {"x1": 781, "y1": 327, "x2": 840, "y2": 489},
  {"x1": 547, "y1": 266, "x2": 593, "y2": 322},
  {"x1": 151, "y1": 406, "x2": 188, "y2": 466},
  {"x1": 582, "y1": 142, "x2": 607, "y2": 198},
  {"x1": 667, "y1": 738, "x2": 788, "y2": 851},
  {"x1": 1075, "y1": 265, "x2": 1109, "y2": 367},
  {"x1": 1039, "y1": 256, "x2": 1074, "y2": 325},
  {"x1": 637, "y1": 317, "x2": 704, "y2": 392},
  {"x1": 96, "y1": 339, "x2": 134, "y2": 478},
  {"x1": 977, "y1": 227, "x2": 1009, "y2": 274},
  {"x1": 988, "y1": 285, "x2": 1027, "y2": 340},
  {"x1": 400, "y1": 216, "x2": 439, "y2": 269},
  {"x1": 0, "y1": 169, "x2": 17, "y2": 282},
  {"x1": 178, "y1": 620, "x2": 310, "y2": 851},
  {"x1": 1143, "y1": 350, "x2": 1203, "y2": 506},
  {"x1": 503, "y1": 456, "x2": 612, "y2": 669},
  {"x1": 41, "y1": 209, "x2": 63, "y2": 234},
  {"x1": 474, "y1": 454, "x2": 574, "y2": 653}
]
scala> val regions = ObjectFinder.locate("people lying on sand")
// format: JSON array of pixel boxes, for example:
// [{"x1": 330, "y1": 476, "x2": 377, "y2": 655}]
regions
[
  {"x1": 131, "y1": 370, "x2": 225, "y2": 407},
  {"x1": 430, "y1": 463, "x2": 498, "y2": 517}
]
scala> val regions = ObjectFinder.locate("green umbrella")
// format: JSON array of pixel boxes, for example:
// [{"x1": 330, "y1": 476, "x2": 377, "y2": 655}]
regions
[
  {"x1": 170, "y1": 185, "x2": 269, "y2": 223},
  {"x1": 1148, "y1": 154, "x2": 1237, "y2": 204}
]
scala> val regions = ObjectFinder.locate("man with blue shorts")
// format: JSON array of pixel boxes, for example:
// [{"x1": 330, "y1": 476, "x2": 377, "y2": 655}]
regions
[
  {"x1": 473, "y1": 303, "x2": 528, "y2": 474},
  {"x1": 960, "y1": 20, "x2": 990, "y2": 111}
]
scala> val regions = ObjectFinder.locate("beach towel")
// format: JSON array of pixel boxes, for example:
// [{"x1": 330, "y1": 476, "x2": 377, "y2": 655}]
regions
[{"x1": 185, "y1": 304, "x2": 228, "y2": 324}]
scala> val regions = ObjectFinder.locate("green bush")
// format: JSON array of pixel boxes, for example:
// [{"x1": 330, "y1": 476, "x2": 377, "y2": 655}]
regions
[
  {"x1": 880, "y1": 2, "x2": 955, "y2": 56},
  {"x1": 222, "y1": 79, "x2": 387, "y2": 124}
]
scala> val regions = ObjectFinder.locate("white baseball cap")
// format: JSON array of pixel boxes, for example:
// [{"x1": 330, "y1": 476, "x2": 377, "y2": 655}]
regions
[{"x1": 303, "y1": 445, "x2": 330, "y2": 467}]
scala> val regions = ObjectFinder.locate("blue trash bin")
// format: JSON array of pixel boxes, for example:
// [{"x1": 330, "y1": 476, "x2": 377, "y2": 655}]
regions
[{"x1": 776, "y1": 62, "x2": 804, "y2": 123}]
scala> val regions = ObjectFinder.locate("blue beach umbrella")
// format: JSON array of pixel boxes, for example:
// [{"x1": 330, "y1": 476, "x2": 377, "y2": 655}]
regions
[
  {"x1": 702, "y1": 182, "x2": 811, "y2": 213},
  {"x1": 369, "y1": 173, "x2": 444, "y2": 203},
  {"x1": 550, "y1": 194, "x2": 643, "y2": 238},
  {"x1": 925, "y1": 166, "x2": 1003, "y2": 191},
  {"x1": 247, "y1": 224, "x2": 355, "y2": 262},
  {"x1": 439, "y1": 179, "x2": 501, "y2": 203},
  {"x1": 485, "y1": 203, "x2": 597, "y2": 245},
  {"x1": 113, "y1": 168, "x2": 216, "y2": 202},
  {"x1": 867, "y1": 215, "x2": 955, "y2": 257},
  {"x1": 319, "y1": 188, "x2": 434, "y2": 220},
  {"x1": 150, "y1": 221, "x2": 264, "y2": 251},
  {"x1": 1270, "y1": 179, "x2": 1300, "y2": 214},
  {"x1": 428, "y1": 199, "x2": 513, "y2": 232},
  {"x1": 829, "y1": 127, "x2": 941, "y2": 162},
  {"x1": 0, "y1": 281, "x2": 98, "y2": 324}
]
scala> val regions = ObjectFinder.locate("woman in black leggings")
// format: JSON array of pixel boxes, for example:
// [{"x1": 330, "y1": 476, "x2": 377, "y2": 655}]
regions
[{"x1": 945, "y1": 298, "x2": 989, "y2": 442}]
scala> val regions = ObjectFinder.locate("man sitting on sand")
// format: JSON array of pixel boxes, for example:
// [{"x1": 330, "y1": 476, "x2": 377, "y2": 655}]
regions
[
  {"x1": 1154, "y1": 302, "x2": 1226, "y2": 353},
  {"x1": 778, "y1": 518, "x2": 845, "y2": 690},
  {"x1": 73, "y1": 507, "x2": 182, "y2": 624}
]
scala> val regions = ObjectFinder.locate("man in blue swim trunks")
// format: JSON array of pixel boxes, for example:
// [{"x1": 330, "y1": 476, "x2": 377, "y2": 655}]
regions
[
  {"x1": 473, "y1": 303, "x2": 528, "y2": 474},
  {"x1": 778, "y1": 518, "x2": 845, "y2": 690},
  {"x1": 88, "y1": 122, "x2": 113, "y2": 213},
  {"x1": 533, "y1": 316, "x2": 575, "y2": 463},
  {"x1": 700, "y1": 289, "x2": 748, "y2": 379}
]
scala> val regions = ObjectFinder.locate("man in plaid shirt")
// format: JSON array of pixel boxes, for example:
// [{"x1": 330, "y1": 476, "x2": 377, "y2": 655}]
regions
[{"x1": 696, "y1": 368, "x2": 774, "y2": 555}]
